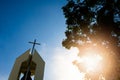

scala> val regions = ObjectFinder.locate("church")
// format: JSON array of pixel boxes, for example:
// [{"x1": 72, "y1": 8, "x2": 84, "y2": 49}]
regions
[{"x1": 8, "y1": 40, "x2": 45, "y2": 80}]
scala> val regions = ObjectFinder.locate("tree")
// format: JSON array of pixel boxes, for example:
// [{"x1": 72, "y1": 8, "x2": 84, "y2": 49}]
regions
[{"x1": 62, "y1": 0, "x2": 120, "y2": 79}]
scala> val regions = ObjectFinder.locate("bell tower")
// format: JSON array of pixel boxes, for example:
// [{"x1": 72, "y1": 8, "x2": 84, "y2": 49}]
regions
[{"x1": 8, "y1": 40, "x2": 45, "y2": 80}]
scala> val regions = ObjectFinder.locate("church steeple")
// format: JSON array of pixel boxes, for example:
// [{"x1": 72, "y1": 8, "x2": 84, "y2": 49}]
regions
[{"x1": 8, "y1": 40, "x2": 45, "y2": 80}]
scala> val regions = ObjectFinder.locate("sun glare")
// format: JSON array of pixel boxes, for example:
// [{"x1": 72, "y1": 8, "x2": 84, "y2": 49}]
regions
[
  {"x1": 68, "y1": 47, "x2": 104, "y2": 79},
  {"x1": 82, "y1": 54, "x2": 102, "y2": 73},
  {"x1": 53, "y1": 46, "x2": 113, "y2": 80}
]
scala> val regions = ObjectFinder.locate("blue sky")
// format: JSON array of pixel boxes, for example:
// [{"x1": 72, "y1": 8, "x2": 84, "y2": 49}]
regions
[
  {"x1": 0, "y1": 0, "x2": 72, "y2": 79},
  {"x1": 0, "y1": 0, "x2": 92, "y2": 80},
  {"x1": 0, "y1": 0, "x2": 84, "y2": 80}
]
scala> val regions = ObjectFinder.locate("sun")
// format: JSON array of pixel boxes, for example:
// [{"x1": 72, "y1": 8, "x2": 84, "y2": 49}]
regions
[
  {"x1": 54, "y1": 47, "x2": 109, "y2": 80},
  {"x1": 71, "y1": 46, "x2": 103, "y2": 73},
  {"x1": 82, "y1": 54, "x2": 103, "y2": 73},
  {"x1": 68, "y1": 42, "x2": 115, "y2": 80}
]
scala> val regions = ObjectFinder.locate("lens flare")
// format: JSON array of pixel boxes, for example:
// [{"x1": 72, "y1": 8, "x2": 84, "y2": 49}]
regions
[
  {"x1": 72, "y1": 42, "x2": 116, "y2": 80},
  {"x1": 82, "y1": 54, "x2": 102, "y2": 73}
]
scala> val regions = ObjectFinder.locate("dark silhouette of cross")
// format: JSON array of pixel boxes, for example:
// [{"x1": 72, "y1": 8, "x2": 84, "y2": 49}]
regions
[
  {"x1": 23, "y1": 39, "x2": 40, "y2": 80},
  {"x1": 29, "y1": 39, "x2": 40, "y2": 55}
]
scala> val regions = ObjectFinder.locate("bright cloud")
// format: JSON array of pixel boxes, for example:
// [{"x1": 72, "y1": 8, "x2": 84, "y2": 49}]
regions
[{"x1": 48, "y1": 47, "x2": 84, "y2": 80}]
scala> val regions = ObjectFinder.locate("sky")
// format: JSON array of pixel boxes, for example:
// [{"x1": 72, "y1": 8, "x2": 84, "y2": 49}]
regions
[{"x1": 0, "y1": 0, "x2": 83, "y2": 80}]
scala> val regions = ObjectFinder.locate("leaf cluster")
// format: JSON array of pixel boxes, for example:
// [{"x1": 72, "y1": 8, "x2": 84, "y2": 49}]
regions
[
  {"x1": 62, "y1": 0, "x2": 120, "y2": 49},
  {"x1": 62, "y1": 0, "x2": 120, "y2": 79}
]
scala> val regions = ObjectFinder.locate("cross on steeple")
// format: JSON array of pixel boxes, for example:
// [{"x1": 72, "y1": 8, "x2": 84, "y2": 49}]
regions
[
  {"x1": 29, "y1": 39, "x2": 40, "y2": 55},
  {"x1": 9, "y1": 39, "x2": 45, "y2": 80},
  {"x1": 24, "y1": 39, "x2": 40, "y2": 80}
]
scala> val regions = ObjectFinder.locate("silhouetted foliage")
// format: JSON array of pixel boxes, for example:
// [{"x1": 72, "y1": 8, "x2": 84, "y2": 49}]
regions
[{"x1": 62, "y1": 0, "x2": 120, "y2": 79}]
